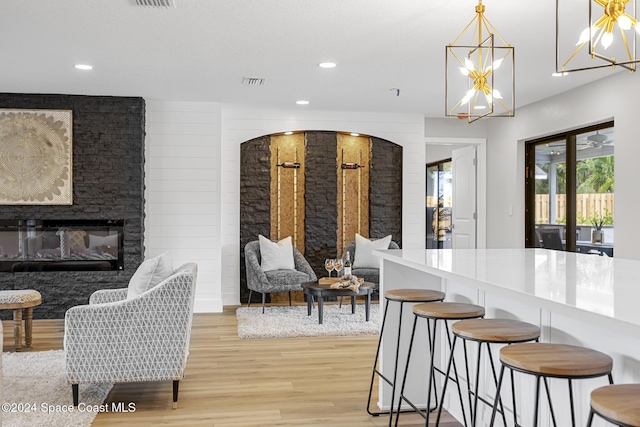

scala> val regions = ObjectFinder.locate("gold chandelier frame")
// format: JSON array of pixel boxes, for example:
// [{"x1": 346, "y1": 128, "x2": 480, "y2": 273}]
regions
[
  {"x1": 556, "y1": 0, "x2": 638, "y2": 73},
  {"x1": 445, "y1": 1, "x2": 515, "y2": 123}
]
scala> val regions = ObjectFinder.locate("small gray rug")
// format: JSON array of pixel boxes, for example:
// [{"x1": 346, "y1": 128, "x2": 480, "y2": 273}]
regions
[
  {"x1": 2, "y1": 350, "x2": 113, "y2": 427},
  {"x1": 236, "y1": 304, "x2": 380, "y2": 339}
]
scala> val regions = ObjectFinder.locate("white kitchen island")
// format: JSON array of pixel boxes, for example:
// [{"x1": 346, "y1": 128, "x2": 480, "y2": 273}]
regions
[{"x1": 373, "y1": 248, "x2": 640, "y2": 427}]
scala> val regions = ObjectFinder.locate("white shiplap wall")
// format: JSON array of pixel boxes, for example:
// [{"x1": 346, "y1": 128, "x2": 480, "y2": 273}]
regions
[
  {"x1": 145, "y1": 104, "x2": 425, "y2": 311},
  {"x1": 145, "y1": 101, "x2": 222, "y2": 312}
]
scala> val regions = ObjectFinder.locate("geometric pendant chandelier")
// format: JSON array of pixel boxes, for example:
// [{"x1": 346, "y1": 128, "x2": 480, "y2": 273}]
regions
[
  {"x1": 556, "y1": 0, "x2": 639, "y2": 73},
  {"x1": 445, "y1": 0, "x2": 515, "y2": 123}
]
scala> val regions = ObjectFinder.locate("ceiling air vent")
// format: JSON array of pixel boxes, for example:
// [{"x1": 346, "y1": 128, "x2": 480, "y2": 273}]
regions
[
  {"x1": 135, "y1": 0, "x2": 175, "y2": 8},
  {"x1": 242, "y1": 77, "x2": 266, "y2": 86}
]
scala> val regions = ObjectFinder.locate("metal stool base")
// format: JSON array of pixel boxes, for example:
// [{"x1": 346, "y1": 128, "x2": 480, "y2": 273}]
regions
[{"x1": 490, "y1": 366, "x2": 614, "y2": 427}]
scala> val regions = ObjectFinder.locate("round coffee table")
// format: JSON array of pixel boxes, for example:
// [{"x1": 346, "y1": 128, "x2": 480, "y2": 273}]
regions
[{"x1": 301, "y1": 281, "x2": 374, "y2": 324}]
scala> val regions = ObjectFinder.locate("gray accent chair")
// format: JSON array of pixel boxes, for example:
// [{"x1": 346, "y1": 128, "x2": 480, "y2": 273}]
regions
[
  {"x1": 538, "y1": 228, "x2": 564, "y2": 251},
  {"x1": 244, "y1": 240, "x2": 317, "y2": 313},
  {"x1": 65, "y1": 263, "x2": 198, "y2": 409},
  {"x1": 344, "y1": 239, "x2": 400, "y2": 286}
]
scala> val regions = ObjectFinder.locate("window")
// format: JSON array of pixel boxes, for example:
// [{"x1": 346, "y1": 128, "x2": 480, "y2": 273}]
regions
[{"x1": 525, "y1": 122, "x2": 614, "y2": 257}]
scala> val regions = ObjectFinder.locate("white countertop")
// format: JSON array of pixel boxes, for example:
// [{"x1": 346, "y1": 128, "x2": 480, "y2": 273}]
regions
[{"x1": 374, "y1": 248, "x2": 640, "y2": 333}]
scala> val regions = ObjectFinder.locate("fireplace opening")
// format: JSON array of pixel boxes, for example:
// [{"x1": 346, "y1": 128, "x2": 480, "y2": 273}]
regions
[{"x1": 0, "y1": 219, "x2": 124, "y2": 272}]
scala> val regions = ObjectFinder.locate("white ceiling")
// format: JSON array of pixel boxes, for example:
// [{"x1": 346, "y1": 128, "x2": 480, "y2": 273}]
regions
[{"x1": 1, "y1": 0, "x2": 621, "y2": 117}]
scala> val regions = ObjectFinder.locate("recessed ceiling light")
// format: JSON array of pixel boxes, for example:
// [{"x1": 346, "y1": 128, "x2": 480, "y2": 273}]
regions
[
  {"x1": 74, "y1": 64, "x2": 93, "y2": 70},
  {"x1": 350, "y1": 133, "x2": 360, "y2": 136},
  {"x1": 284, "y1": 131, "x2": 294, "y2": 135},
  {"x1": 296, "y1": 100, "x2": 309, "y2": 105},
  {"x1": 319, "y1": 62, "x2": 337, "y2": 68},
  {"x1": 552, "y1": 71, "x2": 568, "y2": 77},
  {"x1": 474, "y1": 106, "x2": 487, "y2": 110}
]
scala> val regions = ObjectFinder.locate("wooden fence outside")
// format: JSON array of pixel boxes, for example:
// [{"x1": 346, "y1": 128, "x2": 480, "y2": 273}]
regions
[{"x1": 535, "y1": 193, "x2": 614, "y2": 224}]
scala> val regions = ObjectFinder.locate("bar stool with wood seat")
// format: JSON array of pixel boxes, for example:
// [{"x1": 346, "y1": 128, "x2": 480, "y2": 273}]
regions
[
  {"x1": 366, "y1": 288, "x2": 446, "y2": 420},
  {"x1": 435, "y1": 318, "x2": 541, "y2": 427},
  {"x1": 587, "y1": 384, "x2": 640, "y2": 427},
  {"x1": 490, "y1": 343, "x2": 614, "y2": 427},
  {"x1": 395, "y1": 301, "x2": 486, "y2": 427}
]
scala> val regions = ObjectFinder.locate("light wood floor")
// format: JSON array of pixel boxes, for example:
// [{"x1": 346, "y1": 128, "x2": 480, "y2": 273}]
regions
[{"x1": 2, "y1": 306, "x2": 462, "y2": 426}]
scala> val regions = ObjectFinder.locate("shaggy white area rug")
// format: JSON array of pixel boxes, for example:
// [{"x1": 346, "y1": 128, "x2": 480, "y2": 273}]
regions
[
  {"x1": 236, "y1": 304, "x2": 380, "y2": 339},
  {"x1": 2, "y1": 350, "x2": 113, "y2": 427}
]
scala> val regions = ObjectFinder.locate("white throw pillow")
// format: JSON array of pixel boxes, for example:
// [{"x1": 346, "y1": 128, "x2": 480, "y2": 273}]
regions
[
  {"x1": 258, "y1": 235, "x2": 295, "y2": 271},
  {"x1": 353, "y1": 233, "x2": 392, "y2": 269},
  {"x1": 126, "y1": 252, "x2": 174, "y2": 299}
]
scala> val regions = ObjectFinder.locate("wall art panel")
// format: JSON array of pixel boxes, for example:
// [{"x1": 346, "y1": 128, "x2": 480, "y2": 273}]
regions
[{"x1": 0, "y1": 109, "x2": 72, "y2": 205}]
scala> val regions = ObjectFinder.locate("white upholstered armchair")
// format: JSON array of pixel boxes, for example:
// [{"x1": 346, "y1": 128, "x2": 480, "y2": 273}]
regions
[{"x1": 64, "y1": 263, "x2": 198, "y2": 409}]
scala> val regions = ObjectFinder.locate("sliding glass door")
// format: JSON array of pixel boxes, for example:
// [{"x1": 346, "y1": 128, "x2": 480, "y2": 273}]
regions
[
  {"x1": 426, "y1": 160, "x2": 452, "y2": 249},
  {"x1": 532, "y1": 138, "x2": 568, "y2": 249},
  {"x1": 525, "y1": 122, "x2": 614, "y2": 256},
  {"x1": 574, "y1": 128, "x2": 615, "y2": 256}
]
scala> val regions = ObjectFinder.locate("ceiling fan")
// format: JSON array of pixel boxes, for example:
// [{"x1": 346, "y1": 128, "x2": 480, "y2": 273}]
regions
[{"x1": 581, "y1": 131, "x2": 614, "y2": 150}]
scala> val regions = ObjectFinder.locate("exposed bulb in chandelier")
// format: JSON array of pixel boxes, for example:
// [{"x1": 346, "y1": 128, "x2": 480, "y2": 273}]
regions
[
  {"x1": 485, "y1": 89, "x2": 503, "y2": 105},
  {"x1": 489, "y1": 58, "x2": 504, "y2": 71},
  {"x1": 464, "y1": 57, "x2": 476, "y2": 72},
  {"x1": 459, "y1": 57, "x2": 504, "y2": 76},
  {"x1": 602, "y1": 31, "x2": 614, "y2": 49},
  {"x1": 576, "y1": 26, "x2": 595, "y2": 45},
  {"x1": 461, "y1": 87, "x2": 503, "y2": 107},
  {"x1": 576, "y1": 25, "x2": 615, "y2": 49},
  {"x1": 461, "y1": 89, "x2": 476, "y2": 105},
  {"x1": 618, "y1": 14, "x2": 632, "y2": 30}
]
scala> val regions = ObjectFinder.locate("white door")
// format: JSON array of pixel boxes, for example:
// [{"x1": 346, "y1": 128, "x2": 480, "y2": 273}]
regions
[{"x1": 452, "y1": 145, "x2": 477, "y2": 249}]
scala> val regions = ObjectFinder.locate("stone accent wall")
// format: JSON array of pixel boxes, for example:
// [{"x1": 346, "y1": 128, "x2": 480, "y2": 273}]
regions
[
  {"x1": 239, "y1": 131, "x2": 402, "y2": 303},
  {"x1": 0, "y1": 93, "x2": 145, "y2": 319},
  {"x1": 239, "y1": 135, "x2": 271, "y2": 303},
  {"x1": 304, "y1": 132, "x2": 338, "y2": 280},
  {"x1": 370, "y1": 137, "x2": 403, "y2": 246}
]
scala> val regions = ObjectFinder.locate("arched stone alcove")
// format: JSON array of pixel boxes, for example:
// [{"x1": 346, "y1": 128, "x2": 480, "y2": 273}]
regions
[{"x1": 239, "y1": 131, "x2": 402, "y2": 304}]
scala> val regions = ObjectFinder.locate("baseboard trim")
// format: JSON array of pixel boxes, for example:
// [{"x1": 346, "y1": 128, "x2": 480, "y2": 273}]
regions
[{"x1": 194, "y1": 297, "x2": 223, "y2": 313}]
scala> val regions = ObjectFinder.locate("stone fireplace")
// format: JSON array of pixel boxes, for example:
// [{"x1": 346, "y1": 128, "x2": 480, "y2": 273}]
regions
[{"x1": 0, "y1": 93, "x2": 145, "y2": 319}]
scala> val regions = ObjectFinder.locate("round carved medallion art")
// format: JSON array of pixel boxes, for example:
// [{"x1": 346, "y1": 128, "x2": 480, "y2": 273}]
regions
[{"x1": 0, "y1": 110, "x2": 72, "y2": 204}]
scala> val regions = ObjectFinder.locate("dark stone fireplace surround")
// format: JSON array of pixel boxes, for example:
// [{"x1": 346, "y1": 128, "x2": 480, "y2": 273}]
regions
[{"x1": 0, "y1": 93, "x2": 145, "y2": 319}]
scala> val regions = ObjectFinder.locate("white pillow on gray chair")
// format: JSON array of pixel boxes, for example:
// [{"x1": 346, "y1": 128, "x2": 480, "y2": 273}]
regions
[
  {"x1": 353, "y1": 233, "x2": 392, "y2": 269},
  {"x1": 126, "y1": 252, "x2": 174, "y2": 299},
  {"x1": 258, "y1": 235, "x2": 295, "y2": 271}
]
